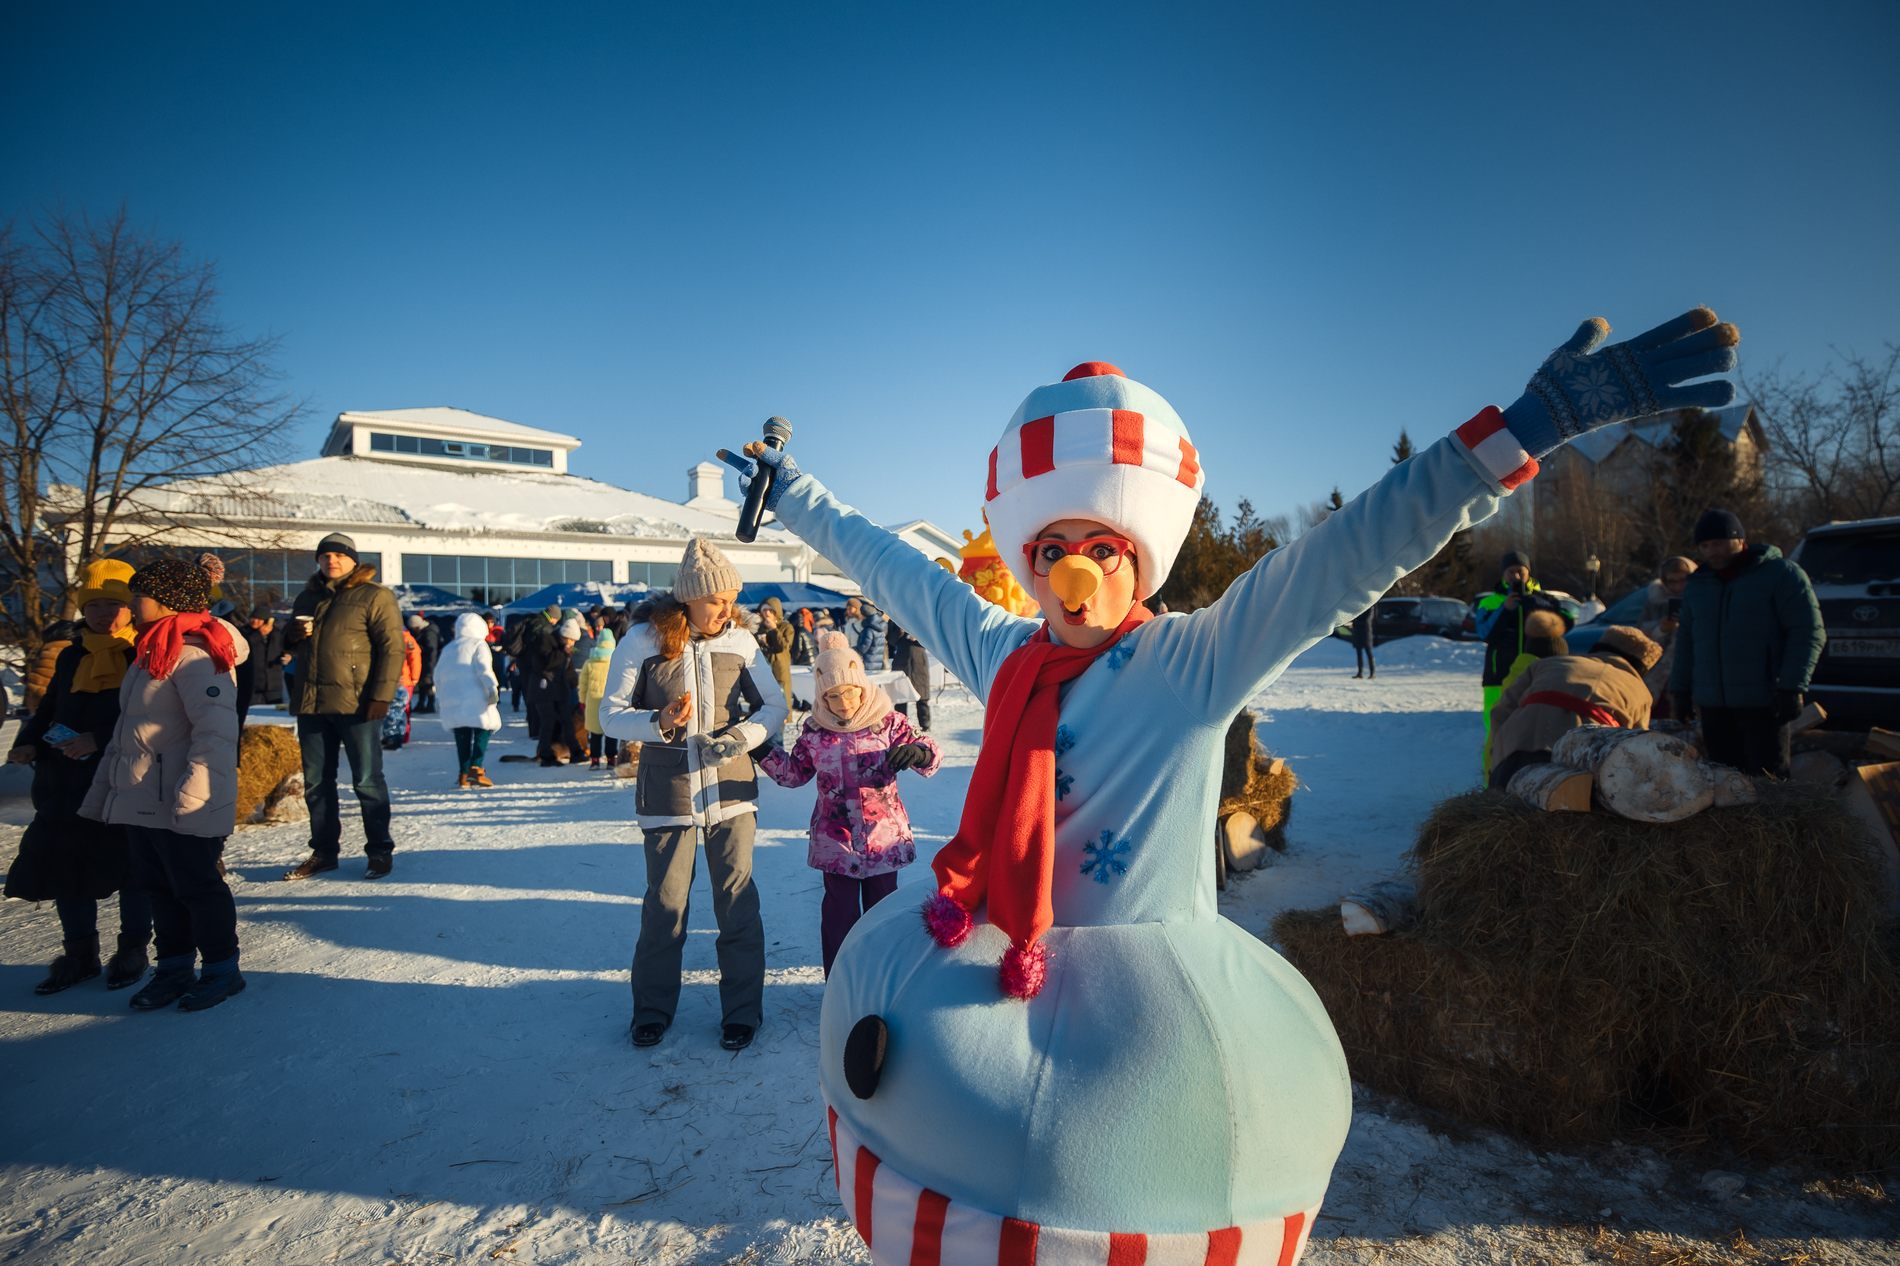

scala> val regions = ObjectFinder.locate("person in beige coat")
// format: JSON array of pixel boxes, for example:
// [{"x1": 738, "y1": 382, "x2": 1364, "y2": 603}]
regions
[
  {"x1": 81, "y1": 557, "x2": 250, "y2": 1012},
  {"x1": 1487, "y1": 625, "x2": 1662, "y2": 789}
]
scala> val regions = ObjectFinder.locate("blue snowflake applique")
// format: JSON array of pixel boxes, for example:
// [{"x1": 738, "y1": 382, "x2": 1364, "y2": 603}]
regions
[
  {"x1": 1103, "y1": 637, "x2": 1137, "y2": 671},
  {"x1": 1054, "y1": 724, "x2": 1078, "y2": 756},
  {"x1": 1055, "y1": 768, "x2": 1074, "y2": 800},
  {"x1": 1080, "y1": 830, "x2": 1131, "y2": 884}
]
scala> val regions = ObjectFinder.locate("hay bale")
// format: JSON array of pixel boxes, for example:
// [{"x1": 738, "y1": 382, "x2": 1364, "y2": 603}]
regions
[
  {"x1": 1329, "y1": 785, "x2": 1900, "y2": 1165},
  {"x1": 235, "y1": 724, "x2": 302, "y2": 825},
  {"x1": 1219, "y1": 710, "x2": 1295, "y2": 852},
  {"x1": 1274, "y1": 909, "x2": 1640, "y2": 1143}
]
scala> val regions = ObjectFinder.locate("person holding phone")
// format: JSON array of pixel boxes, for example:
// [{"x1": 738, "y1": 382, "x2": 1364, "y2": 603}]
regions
[{"x1": 5, "y1": 561, "x2": 152, "y2": 995}]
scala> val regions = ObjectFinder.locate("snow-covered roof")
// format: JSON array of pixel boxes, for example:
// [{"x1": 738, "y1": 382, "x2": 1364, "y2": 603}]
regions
[
  {"x1": 328, "y1": 407, "x2": 582, "y2": 450},
  {"x1": 1564, "y1": 403, "x2": 1759, "y2": 465},
  {"x1": 119, "y1": 455, "x2": 791, "y2": 542}
]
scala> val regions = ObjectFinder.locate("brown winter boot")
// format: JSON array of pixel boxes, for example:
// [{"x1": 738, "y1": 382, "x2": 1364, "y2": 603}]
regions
[
  {"x1": 468, "y1": 766, "x2": 493, "y2": 788},
  {"x1": 456, "y1": 770, "x2": 471, "y2": 788},
  {"x1": 34, "y1": 937, "x2": 102, "y2": 995}
]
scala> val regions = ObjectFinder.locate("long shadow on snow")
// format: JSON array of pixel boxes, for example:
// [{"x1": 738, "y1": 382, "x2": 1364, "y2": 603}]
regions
[{"x1": 0, "y1": 971, "x2": 840, "y2": 1226}]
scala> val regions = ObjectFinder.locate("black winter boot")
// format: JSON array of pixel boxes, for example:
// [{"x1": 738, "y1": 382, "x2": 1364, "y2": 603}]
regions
[
  {"x1": 105, "y1": 933, "x2": 151, "y2": 990},
  {"x1": 130, "y1": 967, "x2": 196, "y2": 1011},
  {"x1": 33, "y1": 938, "x2": 102, "y2": 995}
]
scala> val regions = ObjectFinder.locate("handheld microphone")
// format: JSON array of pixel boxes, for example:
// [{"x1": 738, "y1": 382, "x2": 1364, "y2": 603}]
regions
[{"x1": 734, "y1": 417, "x2": 792, "y2": 543}]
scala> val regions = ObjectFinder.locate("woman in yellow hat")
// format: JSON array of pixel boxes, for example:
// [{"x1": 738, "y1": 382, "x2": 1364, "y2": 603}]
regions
[{"x1": 5, "y1": 560, "x2": 153, "y2": 994}]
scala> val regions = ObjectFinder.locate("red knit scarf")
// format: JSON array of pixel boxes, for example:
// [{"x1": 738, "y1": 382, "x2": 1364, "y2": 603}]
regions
[
  {"x1": 135, "y1": 612, "x2": 237, "y2": 682},
  {"x1": 926, "y1": 605, "x2": 1152, "y2": 998}
]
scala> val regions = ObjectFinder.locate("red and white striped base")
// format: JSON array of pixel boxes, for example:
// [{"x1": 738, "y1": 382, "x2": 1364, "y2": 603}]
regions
[
  {"x1": 827, "y1": 1105, "x2": 1320, "y2": 1266},
  {"x1": 1455, "y1": 406, "x2": 1539, "y2": 491}
]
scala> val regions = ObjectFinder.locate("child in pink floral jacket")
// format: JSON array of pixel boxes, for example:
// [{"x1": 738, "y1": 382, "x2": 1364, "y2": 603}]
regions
[{"x1": 761, "y1": 631, "x2": 940, "y2": 975}]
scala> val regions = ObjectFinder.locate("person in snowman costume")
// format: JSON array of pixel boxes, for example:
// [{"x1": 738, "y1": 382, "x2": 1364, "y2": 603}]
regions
[{"x1": 723, "y1": 310, "x2": 1738, "y2": 1263}]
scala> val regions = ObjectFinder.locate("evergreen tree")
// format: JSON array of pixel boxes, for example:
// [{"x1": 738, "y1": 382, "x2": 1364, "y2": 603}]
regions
[{"x1": 1391, "y1": 429, "x2": 1414, "y2": 464}]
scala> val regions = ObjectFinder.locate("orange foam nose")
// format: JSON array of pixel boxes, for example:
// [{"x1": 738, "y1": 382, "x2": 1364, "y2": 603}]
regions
[{"x1": 1048, "y1": 556, "x2": 1103, "y2": 611}]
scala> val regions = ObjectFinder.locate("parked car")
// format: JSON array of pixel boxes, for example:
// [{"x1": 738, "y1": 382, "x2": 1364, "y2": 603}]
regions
[
  {"x1": 1789, "y1": 516, "x2": 1900, "y2": 730},
  {"x1": 1374, "y1": 595, "x2": 1473, "y2": 641},
  {"x1": 1562, "y1": 586, "x2": 1652, "y2": 656}
]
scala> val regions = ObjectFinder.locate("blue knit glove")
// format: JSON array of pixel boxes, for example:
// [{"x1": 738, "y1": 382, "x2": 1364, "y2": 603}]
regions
[
  {"x1": 1501, "y1": 308, "x2": 1740, "y2": 457},
  {"x1": 716, "y1": 443, "x2": 802, "y2": 514}
]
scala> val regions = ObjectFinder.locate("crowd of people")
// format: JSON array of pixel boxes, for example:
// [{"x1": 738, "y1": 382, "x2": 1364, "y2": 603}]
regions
[{"x1": 6, "y1": 534, "x2": 942, "y2": 1036}]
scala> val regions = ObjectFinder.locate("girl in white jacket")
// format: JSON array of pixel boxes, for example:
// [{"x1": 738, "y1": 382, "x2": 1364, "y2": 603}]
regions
[{"x1": 433, "y1": 613, "x2": 502, "y2": 788}]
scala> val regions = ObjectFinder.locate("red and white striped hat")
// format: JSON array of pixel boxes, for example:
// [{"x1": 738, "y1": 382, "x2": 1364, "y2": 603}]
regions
[{"x1": 985, "y1": 362, "x2": 1205, "y2": 602}]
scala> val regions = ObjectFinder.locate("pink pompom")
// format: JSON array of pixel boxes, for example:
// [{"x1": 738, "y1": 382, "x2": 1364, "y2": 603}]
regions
[
  {"x1": 999, "y1": 940, "x2": 1048, "y2": 1000},
  {"x1": 921, "y1": 893, "x2": 973, "y2": 948},
  {"x1": 197, "y1": 552, "x2": 226, "y2": 585}
]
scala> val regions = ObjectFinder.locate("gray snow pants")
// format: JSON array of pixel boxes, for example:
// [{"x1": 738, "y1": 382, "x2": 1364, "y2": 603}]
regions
[{"x1": 632, "y1": 814, "x2": 764, "y2": 1030}]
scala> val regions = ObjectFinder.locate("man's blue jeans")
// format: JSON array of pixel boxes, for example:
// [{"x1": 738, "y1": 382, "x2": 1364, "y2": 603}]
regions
[{"x1": 298, "y1": 713, "x2": 394, "y2": 858}]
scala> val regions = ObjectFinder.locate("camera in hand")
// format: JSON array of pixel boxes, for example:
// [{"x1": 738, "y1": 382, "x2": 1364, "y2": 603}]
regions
[{"x1": 1667, "y1": 596, "x2": 1682, "y2": 617}]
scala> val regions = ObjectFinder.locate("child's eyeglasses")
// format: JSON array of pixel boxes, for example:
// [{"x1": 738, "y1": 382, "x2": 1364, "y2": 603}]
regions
[{"x1": 1022, "y1": 535, "x2": 1137, "y2": 578}]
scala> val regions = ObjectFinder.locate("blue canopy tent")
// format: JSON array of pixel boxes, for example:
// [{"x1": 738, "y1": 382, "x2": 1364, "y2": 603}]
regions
[
  {"x1": 500, "y1": 580, "x2": 652, "y2": 616},
  {"x1": 388, "y1": 584, "x2": 486, "y2": 615},
  {"x1": 737, "y1": 582, "x2": 853, "y2": 609}
]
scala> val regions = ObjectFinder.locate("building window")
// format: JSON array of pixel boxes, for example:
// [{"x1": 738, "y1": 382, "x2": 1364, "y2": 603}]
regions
[
  {"x1": 404, "y1": 554, "x2": 611, "y2": 605},
  {"x1": 367, "y1": 432, "x2": 553, "y2": 468},
  {"x1": 626, "y1": 562, "x2": 679, "y2": 588}
]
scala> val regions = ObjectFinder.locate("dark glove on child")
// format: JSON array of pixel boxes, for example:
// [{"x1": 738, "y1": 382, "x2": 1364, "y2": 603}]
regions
[
  {"x1": 886, "y1": 743, "x2": 932, "y2": 772},
  {"x1": 1773, "y1": 690, "x2": 1805, "y2": 725}
]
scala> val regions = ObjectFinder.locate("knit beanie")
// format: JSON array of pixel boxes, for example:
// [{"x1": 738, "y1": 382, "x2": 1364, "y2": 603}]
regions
[
  {"x1": 983, "y1": 362, "x2": 1205, "y2": 601},
  {"x1": 813, "y1": 630, "x2": 870, "y2": 696},
  {"x1": 674, "y1": 537, "x2": 744, "y2": 602},
  {"x1": 129, "y1": 557, "x2": 212, "y2": 614},
  {"x1": 77, "y1": 559, "x2": 136, "y2": 608},
  {"x1": 1594, "y1": 625, "x2": 1663, "y2": 674},
  {"x1": 557, "y1": 617, "x2": 584, "y2": 642},
  {"x1": 316, "y1": 532, "x2": 360, "y2": 562},
  {"x1": 1500, "y1": 550, "x2": 1532, "y2": 572},
  {"x1": 1694, "y1": 508, "x2": 1745, "y2": 543}
]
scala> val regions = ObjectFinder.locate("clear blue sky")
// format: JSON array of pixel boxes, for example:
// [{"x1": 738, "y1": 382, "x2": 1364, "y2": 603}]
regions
[{"x1": 7, "y1": 2, "x2": 1897, "y2": 537}]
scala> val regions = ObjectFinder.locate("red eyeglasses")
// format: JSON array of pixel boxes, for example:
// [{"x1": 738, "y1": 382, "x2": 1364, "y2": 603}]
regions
[{"x1": 1022, "y1": 535, "x2": 1137, "y2": 578}]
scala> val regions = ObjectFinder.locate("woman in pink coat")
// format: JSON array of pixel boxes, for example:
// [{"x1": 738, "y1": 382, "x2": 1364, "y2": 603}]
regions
[{"x1": 762, "y1": 632, "x2": 939, "y2": 975}]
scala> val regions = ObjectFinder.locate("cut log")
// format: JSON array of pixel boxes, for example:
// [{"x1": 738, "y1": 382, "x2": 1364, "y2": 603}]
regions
[
  {"x1": 1549, "y1": 725, "x2": 1713, "y2": 823},
  {"x1": 1706, "y1": 763, "x2": 1760, "y2": 806},
  {"x1": 1340, "y1": 879, "x2": 1418, "y2": 937},
  {"x1": 1866, "y1": 728, "x2": 1900, "y2": 761},
  {"x1": 1788, "y1": 750, "x2": 1846, "y2": 788},
  {"x1": 1220, "y1": 811, "x2": 1271, "y2": 873},
  {"x1": 1649, "y1": 718, "x2": 1704, "y2": 759},
  {"x1": 1788, "y1": 701, "x2": 1829, "y2": 736},
  {"x1": 1507, "y1": 763, "x2": 1594, "y2": 812},
  {"x1": 1263, "y1": 757, "x2": 1288, "y2": 779}
]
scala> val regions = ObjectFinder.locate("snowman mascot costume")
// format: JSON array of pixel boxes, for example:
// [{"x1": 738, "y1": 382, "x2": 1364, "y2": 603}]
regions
[{"x1": 723, "y1": 310, "x2": 1738, "y2": 1264}]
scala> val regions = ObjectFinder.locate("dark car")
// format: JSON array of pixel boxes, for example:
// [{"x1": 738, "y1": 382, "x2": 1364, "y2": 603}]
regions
[
  {"x1": 1374, "y1": 595, "x2": 1472, "y2": 640},
  {"x1": 1562, "y1": 585, "x2": 1652, "y2": 656},
  {"x1": 1789, "y1": 516, "x2": 1900, "y2": 730}
]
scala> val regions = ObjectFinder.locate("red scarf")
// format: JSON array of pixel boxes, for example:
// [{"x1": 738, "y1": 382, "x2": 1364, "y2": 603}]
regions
[
  {"x1": 1520, "y1": 690, "x2": 1621, "y2": 728},
  {"x1": 927, "y1": 606, "x2": 1152, "y2": 998},
  {"x1": 135, "y1": 612, "x2": 238, "y2": 682}
]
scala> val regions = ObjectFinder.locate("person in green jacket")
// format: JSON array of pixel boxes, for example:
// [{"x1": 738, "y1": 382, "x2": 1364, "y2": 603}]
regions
[
  {"x1": 1668, "y1": 508, "x2": 1825, "y2": 778},
  {"x1": 281, "y1": 533, "x2": 406, "y2": 880},
  {"x1": 1473, "y1": 551, "x2": 1573, "y2": 772}
]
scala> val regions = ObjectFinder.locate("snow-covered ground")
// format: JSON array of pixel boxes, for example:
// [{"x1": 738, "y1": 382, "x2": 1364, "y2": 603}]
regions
[{"x1": 1, "y1": 637, "x2": 1891, "y2": 1265}]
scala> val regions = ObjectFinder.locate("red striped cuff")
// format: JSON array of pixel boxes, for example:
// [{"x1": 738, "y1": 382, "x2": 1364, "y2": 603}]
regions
[{"x1": 1455, "y1": 407, "x2": 1539, "y2": 491}]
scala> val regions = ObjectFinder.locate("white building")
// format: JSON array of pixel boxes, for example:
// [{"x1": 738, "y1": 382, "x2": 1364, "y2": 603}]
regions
[{"x1": 73, "y1": 407, "x2": 955, "y2": 611}]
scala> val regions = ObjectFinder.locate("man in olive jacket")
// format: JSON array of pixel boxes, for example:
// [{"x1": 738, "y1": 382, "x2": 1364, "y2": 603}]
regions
[
  {"x1": 1669, "y1": 509, "x2": 1825, "y2": 778},
  {"x1": 282, "y1": 533, "x2": 406, "y2": 880}
]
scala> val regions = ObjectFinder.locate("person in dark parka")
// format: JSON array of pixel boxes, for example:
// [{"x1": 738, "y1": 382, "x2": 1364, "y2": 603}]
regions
[
  {"x1": 407, "y1": 613, "x2": 441, "y2": 713},
  {"x1": 1668, "y1": 509, "x2": 1825, "y2": 778},
  {"x1": 886, "y1": 618, "x2": 933, "y2": 731},
  {"x1": 1473, "y1": 551, "x2": 1573, "y2": 766},
  {"x1": 1349, "y1": 606, "x2": 1376, "y2": 679},
  {"x1": 4, "y1": 561, "x2": 152, "y2": 994}
]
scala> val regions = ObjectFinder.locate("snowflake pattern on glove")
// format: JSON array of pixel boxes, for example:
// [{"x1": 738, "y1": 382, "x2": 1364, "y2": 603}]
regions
[{"x1": 1080, "y1": 830, "x2": 1131, "y2": 884}]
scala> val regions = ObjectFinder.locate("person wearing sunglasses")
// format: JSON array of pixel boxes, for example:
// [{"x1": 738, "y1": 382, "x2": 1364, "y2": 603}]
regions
[{"x1": 721, "y1": 310, "x2": 1739, "y2": 1260}]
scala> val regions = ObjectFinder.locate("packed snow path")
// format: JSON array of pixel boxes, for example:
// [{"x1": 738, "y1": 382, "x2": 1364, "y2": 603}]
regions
[{"x1": 2, "y1": 639, "x2": 1890, "y2": 1264}]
